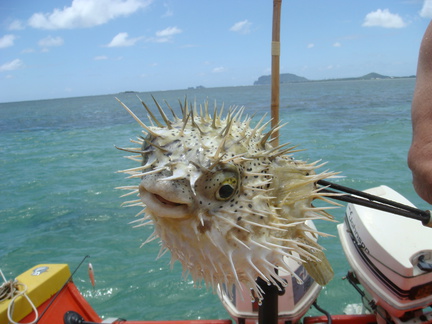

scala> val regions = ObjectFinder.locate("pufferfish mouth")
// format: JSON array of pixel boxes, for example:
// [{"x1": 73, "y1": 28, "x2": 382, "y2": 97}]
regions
[
  {"x1": 139, "y1": 186, "x2": 191, "y2": 218},
  {"x1": 153, "y1": 194, "x2": 184, "y2": 207}
]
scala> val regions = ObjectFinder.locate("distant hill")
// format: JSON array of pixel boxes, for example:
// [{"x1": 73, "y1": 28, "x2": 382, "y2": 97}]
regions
[
  {"x1": 253, "y1": 72, "x2": 415, "y2": 85},
  {"x1": 331, "y1": 72, "x2": 393, "y2": 81},
  {"x1": 254, "y1": 73, "x2": 308, "y2": 85},
  {"x1": 359, "y1": 72, "x2": 391, "y2": 80}
]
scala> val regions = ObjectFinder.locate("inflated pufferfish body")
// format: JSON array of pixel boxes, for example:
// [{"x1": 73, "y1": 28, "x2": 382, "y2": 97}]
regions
[{"x1": 117, "y1": 97, "x2": 337, "y2": 300}]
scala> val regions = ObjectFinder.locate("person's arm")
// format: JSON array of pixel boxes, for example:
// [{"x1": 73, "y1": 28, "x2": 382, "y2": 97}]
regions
[{"x1": 408, "y1": 21, "x2": 432, "y2": 204}]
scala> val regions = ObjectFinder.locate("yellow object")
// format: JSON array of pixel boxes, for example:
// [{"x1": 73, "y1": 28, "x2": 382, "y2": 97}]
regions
[{"x1": 0, "y1": 264, "x2": 71, "y2": 323}]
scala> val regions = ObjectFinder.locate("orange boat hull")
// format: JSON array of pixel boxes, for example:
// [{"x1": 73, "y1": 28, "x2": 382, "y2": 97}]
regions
[
  {"x1": 3, "y1": 264, "x2": 378, "y2": 324},
  {"x1": 20, "y1": 281, "x2": 101, "y2": 323}
]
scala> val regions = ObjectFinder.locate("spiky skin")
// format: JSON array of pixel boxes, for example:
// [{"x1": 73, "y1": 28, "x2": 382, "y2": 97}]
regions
[{"x1": 117, "y1": 97, "x2": 336, "y2": 300}]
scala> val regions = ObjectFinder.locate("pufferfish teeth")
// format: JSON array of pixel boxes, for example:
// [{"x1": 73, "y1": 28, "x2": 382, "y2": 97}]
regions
[{"x1": 154, "y1": 194, "x2": 184, "y2": 206}]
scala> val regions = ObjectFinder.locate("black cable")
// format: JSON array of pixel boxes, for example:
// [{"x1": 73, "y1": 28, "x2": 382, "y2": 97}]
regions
[{"x1": 312, "y1": 301, "x2": 332, "y2": 324}]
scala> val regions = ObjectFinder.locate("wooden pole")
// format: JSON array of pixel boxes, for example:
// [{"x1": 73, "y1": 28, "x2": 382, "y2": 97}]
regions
[
  {"x1": 257, "y1": 2, "x2": 283, "y2": 324},
  {"x1": 270, "y1": 0, "x2": 282, "y2": 146}
]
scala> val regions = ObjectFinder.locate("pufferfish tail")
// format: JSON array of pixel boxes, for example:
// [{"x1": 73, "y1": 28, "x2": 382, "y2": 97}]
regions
[
  {"x1": 269, "y1": 159, "x2": 336, "y2": 286},
  {"x1": 295, "y1": 230, "x2": 334, "y2": 286},
  {"x1": 303, "y1": 248, "x2": 334, "y2": 286}
]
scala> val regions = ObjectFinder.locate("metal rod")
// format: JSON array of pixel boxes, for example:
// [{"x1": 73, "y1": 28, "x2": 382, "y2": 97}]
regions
[
  {"x1": 257, "y1": 277, "x2": 279, "y2": 324},
  {"x1": 36, "y1": 255, "x2": 90, "y2": 323},
  {"x1": 319, "y1": 180, "x2": 428, "y2": 216},
  {"x1": 317, "y1": 180, "x2": 431, "y2": 226},
  {"x1": 319, "y1": 188, "x2": 425, "y2": 220}
]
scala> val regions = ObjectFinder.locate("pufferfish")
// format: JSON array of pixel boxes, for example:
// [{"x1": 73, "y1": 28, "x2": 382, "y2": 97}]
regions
[{"x1": 116, "y1": 97, "x2": 337, "y2": 301}]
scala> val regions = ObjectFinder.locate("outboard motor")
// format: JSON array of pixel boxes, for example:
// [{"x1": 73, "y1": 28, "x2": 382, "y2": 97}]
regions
[
  {"x1": 338, "y1": 185, "x2": 432, "y2": 324},
  {"x1": 217, "y1": 221, "x2": 322, "y2": 324}
]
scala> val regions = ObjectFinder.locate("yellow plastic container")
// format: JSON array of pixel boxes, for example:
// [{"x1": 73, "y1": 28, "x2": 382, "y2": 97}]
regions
[{"x1": 0, "y1": 264, "x2": 71, "y2": 323}]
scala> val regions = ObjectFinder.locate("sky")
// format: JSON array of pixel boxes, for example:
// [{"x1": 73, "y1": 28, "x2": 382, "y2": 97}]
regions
[{"x1": 1, "y1": 0, "x2": 432, "y2": 103}]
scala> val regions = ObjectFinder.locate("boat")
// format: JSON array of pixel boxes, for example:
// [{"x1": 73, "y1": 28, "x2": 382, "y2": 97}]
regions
[
  {"x1": 2, "y1": 184, "x2": 431, "y2": 324},
  {"x1": 3, "y1": 1, "x2": 432, "y2": 323}
]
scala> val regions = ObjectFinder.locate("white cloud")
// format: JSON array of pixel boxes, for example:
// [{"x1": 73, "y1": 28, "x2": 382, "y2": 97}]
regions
[
  {"x1": 156, "y1": 26, "x2": 181, "y2": 37},
  {"x1": 212, "y1": 66, "x2": 225, "y2": 73},
  {"x1": 420, "y1": 0, "x2": 432, "y2": 18},
  {"x1": 0, "y1": 59, "x2": 24, "y2": 72},
  {"x1": 362, "y1": 9, "x2": 407, "y2": 28},
  {"x1": 333, "y1": 42, "x2": 342, "y2": 47},
  {"x1": 307, "y1": 43, "x2": 315, "y2": 49},
  {"x1": 230, "y1": 20, "x2": 252, "y2": 34},
  {"x1": 8, "y1": 20, "x2": 25, "y2": 31},
  {"x1": 28, "y1": 0, "x2": 152, "y2": 30},
  {"x1": 106, "y1": 32, "x2": 142, "y2": 47},
  {"x1": 38, "y1": 35, "x2": 64, "y2": 47},
  {"x1": 151, "y1": 26, "x2": 182, "y2": 43},
  {"x1": 0, "y1": 34, "x2": 17, "y2": 49}
]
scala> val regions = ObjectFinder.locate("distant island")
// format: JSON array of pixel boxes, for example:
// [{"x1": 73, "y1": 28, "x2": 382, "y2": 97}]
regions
[{"x1": 253, "y1": 72, "x2": 416, "y2": 85}]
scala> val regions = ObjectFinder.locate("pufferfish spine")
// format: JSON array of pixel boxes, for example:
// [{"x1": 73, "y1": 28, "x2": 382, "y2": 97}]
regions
[{"x1": 116, "y1": 97, "x2": 338, "y2": 301}]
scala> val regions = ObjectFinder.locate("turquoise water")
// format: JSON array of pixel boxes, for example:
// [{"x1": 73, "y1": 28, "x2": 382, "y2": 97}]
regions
[{"x1": 0, "y1": 78, "x2": 426, "y2": 320}]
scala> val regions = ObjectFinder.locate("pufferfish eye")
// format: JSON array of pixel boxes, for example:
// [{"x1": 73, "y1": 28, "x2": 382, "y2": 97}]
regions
[{"x1": 216, "y1": 177, "x2": 238, "y2": 200}]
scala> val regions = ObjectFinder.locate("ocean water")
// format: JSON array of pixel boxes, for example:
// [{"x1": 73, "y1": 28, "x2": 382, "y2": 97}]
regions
[{"x1": 0, "y1": 78, "x2": 426, "y2": 320}]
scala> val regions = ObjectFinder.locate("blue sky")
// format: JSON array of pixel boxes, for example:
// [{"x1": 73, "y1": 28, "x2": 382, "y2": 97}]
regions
[{"x1": 1, "y1": 0, "x2": 431, "y2": 103}]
